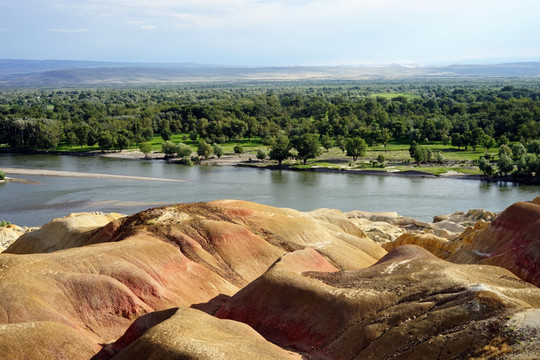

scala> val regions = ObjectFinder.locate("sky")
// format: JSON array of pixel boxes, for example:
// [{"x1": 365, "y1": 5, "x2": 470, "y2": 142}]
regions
[{"x1": 1, "y1": 0, "x2": 540, "y2": 66}]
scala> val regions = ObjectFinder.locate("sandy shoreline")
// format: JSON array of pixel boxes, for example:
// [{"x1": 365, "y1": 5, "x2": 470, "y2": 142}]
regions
[{"x1": 0, "y1": 167, "x2": 187, "y2": 182}]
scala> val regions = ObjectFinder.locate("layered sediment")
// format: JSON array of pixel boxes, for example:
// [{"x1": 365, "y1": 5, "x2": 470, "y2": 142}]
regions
[{"x1": 0, "y1": 199, "x2": 538, "y2": 359}]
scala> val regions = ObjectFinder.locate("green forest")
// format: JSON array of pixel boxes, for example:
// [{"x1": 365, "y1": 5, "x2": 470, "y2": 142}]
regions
[{"x1": 1, "y1": 80, "x2": 539, "y2": 181}]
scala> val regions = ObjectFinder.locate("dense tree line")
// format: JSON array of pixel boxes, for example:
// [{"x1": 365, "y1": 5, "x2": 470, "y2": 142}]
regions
[{"x1": 1, "y1": 82, "x2": 540, "y2": 159}]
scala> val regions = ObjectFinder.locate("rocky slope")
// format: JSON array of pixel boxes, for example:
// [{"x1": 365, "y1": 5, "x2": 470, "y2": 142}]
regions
[
  {"x1": 216, "y1": 245, "x2": 540, "y2": 359},
  {"x1": 449, "y1": 197, "x2": 540, "y2": 287},
  {"x1": 0, "y1": 199, "x2": 538, "y2": 359},
  {"x1": 0, "y1": 224, "x2": 27, "y2": 251},
  {"x1": 0, "y1": 200, "x2": 383, "y2": 359}
]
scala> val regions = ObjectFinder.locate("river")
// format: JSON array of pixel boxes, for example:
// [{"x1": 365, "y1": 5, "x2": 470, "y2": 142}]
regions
[{"x1": 1, "y1": 154, "x2": 539, "y2": 226}]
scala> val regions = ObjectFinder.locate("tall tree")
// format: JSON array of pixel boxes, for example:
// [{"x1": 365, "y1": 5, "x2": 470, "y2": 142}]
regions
[
  {"x1": 345, "y1": 137, "x2": 367, "y2": 161},
  {"x1": 293, "y1": 133, "x2": 321, "y2": 165},
  {"x1": 269, "y1": 132, "x2": 292, "y2": 168}
]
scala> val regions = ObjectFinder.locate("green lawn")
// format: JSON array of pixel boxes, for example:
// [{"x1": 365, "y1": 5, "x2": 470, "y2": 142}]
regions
[
  {"x1": 368, "y1": 92, "x2": 421, "y2": 100},
  {"x1": 11, "y1": 137, "x2": 490, "y2": 177}
]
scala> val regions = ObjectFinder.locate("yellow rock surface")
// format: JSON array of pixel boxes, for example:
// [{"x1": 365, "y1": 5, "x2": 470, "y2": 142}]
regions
[
  {"x1": 0, "y1": 224, "x2": 26, "y2": 252},
  {"x1": 110, "y1": 308, "x2": 302, "y2": 360},
  {"x1": 0, "y1": 200, "x2": 385, "y2": 358},
  {"x1": 6, "y1": 212, "x2": 125, "y2": 254}
]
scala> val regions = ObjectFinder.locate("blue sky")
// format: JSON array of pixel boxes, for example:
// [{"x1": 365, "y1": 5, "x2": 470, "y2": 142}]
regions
[{"x1": 1, "y1": 0, "x2": 539, "y2": 66}]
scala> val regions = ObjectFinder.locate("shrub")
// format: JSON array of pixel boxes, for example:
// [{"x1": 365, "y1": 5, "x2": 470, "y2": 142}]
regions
[
  {"x1": 497, "y1": 153, "x2": 514, "y2": 175},
  {"x1": 377, "y1": 154, "x2": 386, "y2": 167},
  {"x1": 162, "y1": 141, "x2": 178, "y2": 157},
  {"x1": 516, "y1": 153, "x2": 538, "y2": 176},
  {"x1": 435, "y1": 151, "x2": 444, "y2": 164},
  {"x1": 176, "y1": 143, "x2": 193, "y2": 158},
  {"x1": 234, "y1": 145, "x2": 243, "y2": 156},
  {"x1": 177, "y1": 157, "x2": 194, "y2": 166},
  {"x1": 139, "y1": 142, "x2": 152, "y2": 158},
  {"x1": 0, "y1": 220, "x2": 10, "y2": 227},
  {"x1": 498, "y1": 144, "x2": 512, "y2": 158},
  {"x1": 478, "y1": 156, "x2": 494, "y2": 176},
  {"x1": 197, "y1": 140, "x2": 213, "y2": 159},
  {"x1": 213, "y1": 144, "x2": 224, "y2": 158},
  {"x1": 511, "y1": 143, "x2": 526, "y2": 160},
  {"x1": 0, "y1": 171, "x2": 5, "y2": 181},
  {"x1": 256, "y1": 148, "x2": 267, "y2": 161}
]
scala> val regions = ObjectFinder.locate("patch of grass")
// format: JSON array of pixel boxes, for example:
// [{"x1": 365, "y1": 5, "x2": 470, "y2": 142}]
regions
[
  {"x1": 368, "y1": 92, "x2": 421, "y2": 100},
  {"x1": 54, "y1": 144, "x2": 100, "y2": 152},
  {"x1": 391, "y1": 165, "x2": 482, "y2": 176},
  {"x1": 291, "y1": 161, "x2": 342, "y2": 169}
]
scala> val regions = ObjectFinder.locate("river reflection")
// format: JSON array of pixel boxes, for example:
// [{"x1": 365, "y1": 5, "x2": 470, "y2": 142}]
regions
[{"x1": 1, "y1": 154, "x2": 539, "y2": 226}]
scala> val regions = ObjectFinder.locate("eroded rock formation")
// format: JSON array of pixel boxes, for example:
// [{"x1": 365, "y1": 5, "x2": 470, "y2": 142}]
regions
[
  {"x1": 0, "y1": 199, "x2": 538, "y2": 359},
  {"x1": 0, "y1": 224, "x2": 27, "y2": 251},
  {"x1": 6, "y1": 212, "x2": 125, "y2": 253},
  {"x1": 449, "y1": 198, "x2": 540, "y2": 287},
  {"x1": 216, "y1": 245, "x2": 540, "y2": 359},
  {"x1": 0, "y1": 200, "x2": 382, "y2": 359}
]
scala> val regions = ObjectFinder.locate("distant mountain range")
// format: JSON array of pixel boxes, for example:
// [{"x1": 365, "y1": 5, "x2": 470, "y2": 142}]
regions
[{"x1": 1, "y1": 59, "x2": 539, "y2": 87}]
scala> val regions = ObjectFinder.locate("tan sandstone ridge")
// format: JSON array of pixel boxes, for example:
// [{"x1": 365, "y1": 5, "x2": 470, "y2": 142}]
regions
[
  {"x1": 5, "y1": 212, "x2": 125, "y2": 253},
  {"x1": 0, "y1": 224, "x2": 28, "y2": 252},
  {"x1": 216, "y1": 245, "x2": 540, "y2": 359},
  {"x1": 0, "y1": 200, "x2": 383, "y2": 359},
  {"x1": 0, "y1": 199, "x2": 539, "y2": 359},
  {"x1": 383, "y1": 198, "x2": 540, "y2": 289},
  {"x1": 448, "y1": 197, "x2": 540, "y2": 287}
]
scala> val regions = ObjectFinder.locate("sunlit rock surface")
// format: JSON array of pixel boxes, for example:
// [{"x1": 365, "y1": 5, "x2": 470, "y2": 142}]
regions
[
  {"x1": 0, "y1": 200, "x2": 383, "y2": 359},
  {"x1": 0, "y1": 200, "x2": 538, "y2": 359},
  {"x1": 106, "y1": 308, "x2": 302, "y2": 360},
  {"x1": 0, "y1": 224, "x2": 27, "y2": 252},
  {"x1": 5, "y1": 212, "x2": 125, "y2": 254},
  {"x1": 449, "y1": 198, "x2": 540, "y2": 287},
  {"x1": 217, "y1": 245, "x2": 540, "y2": 359},
  {"x1": 383, "y1": 220, "x2": 490, "y2": 259}
]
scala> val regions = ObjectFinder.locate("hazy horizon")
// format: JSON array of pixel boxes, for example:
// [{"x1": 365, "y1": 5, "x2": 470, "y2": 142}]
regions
[{"x1": 1, "y1": 0, "x2": 540, "y2": 67}]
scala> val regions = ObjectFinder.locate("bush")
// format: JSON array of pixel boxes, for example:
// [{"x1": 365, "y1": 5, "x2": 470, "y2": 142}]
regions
[
  {"x1": 435, "y1": 151, "x2": 444, "y2": 164},
  {"x1": 213, "y1": 144, "x2": 224, "y2": 158},
  {"x1": 516, "y1": 153, "x2": 538, "y2": 176},
  {"x1": 377, "y1": 154, "x2": 386, "y2": 167},
  {"x1": 161, "y1": 141, "x2": 178, "y2": 157},
  {"x1": 497, "y1": 153, "x2": 514, "y2": 175},
  {"x1": 177, "y1": 157, "x2": 194, "y2": 166},
  {"x1": 234, "y1": 145, "x2": 243, "y2": 156},
  {"x1": 139, "y1": 142, "x2": 152, "y2": 158},
  {"x1": 498, "y1": 144, "x2": 512, "y2": 158},
  {"x1": 511, "y1": 143, "x2": 526, "y2": 160},
  {"x1": 0, "y1": 171, "x2": 5, "y2": 181},
  {"x1": 478, "y1": 156, "x2": 494, "y2": 176},
  {"x1": 256, "y1": 148, "x2": 267, "y2": 161},
  {"x1": 197, "y1": 140, "x2": 213, "y2": 159},
  {"x1": 176, "y1": 143, "x2": 193, "y2": 158}
]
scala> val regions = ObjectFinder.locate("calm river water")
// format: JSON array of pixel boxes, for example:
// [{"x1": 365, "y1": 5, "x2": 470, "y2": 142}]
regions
[{"x1": 1, "y1": 154, "x2": 539, "y2": 226}]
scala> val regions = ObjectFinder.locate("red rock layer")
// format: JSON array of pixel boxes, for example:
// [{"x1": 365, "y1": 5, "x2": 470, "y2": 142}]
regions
[
  {"x1": 217, "y1": 245, "x2": 540, "y2": 359},
  {"x1": 450, "y1": 199, "x2": 540, "y2": 287}
]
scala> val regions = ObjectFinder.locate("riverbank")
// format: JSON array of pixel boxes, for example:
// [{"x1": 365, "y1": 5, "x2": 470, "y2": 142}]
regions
[{"x1": 2, "y1": 148, "x2": 537, "y2": 184}]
